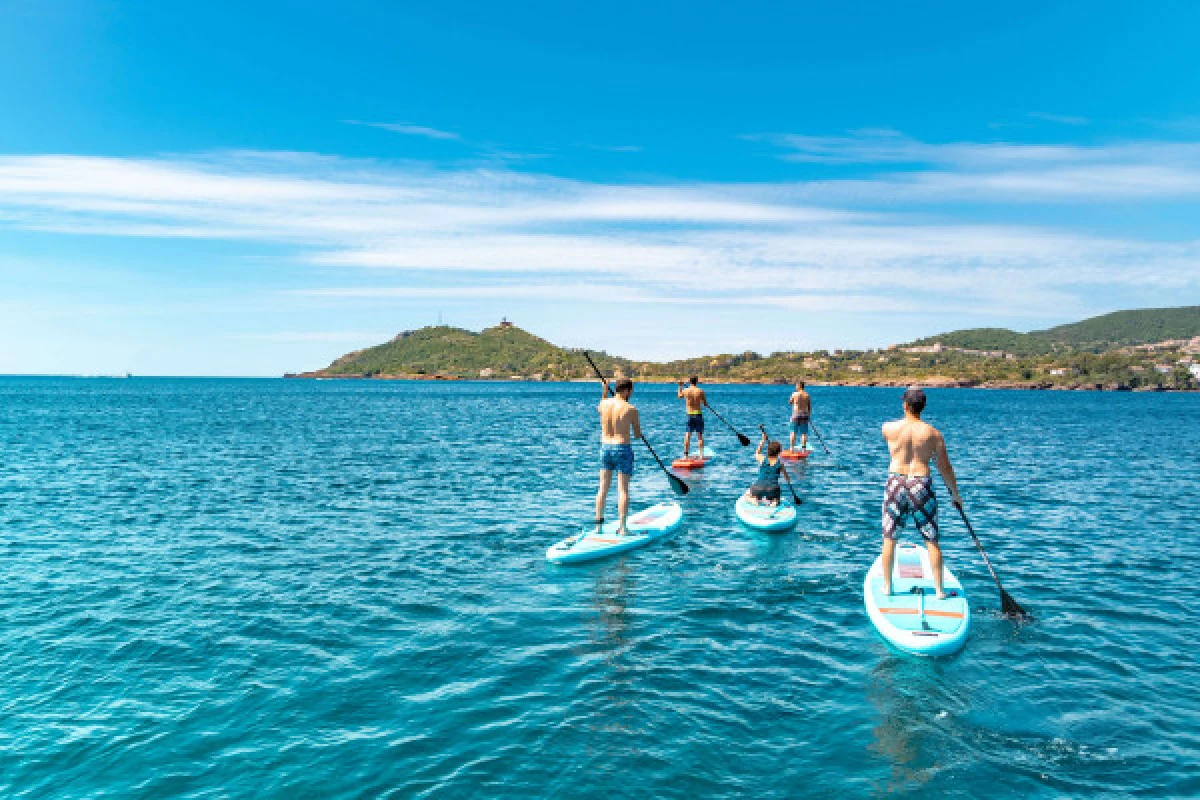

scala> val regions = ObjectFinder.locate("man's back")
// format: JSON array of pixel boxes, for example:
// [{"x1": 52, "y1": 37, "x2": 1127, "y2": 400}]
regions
[
  {"x1": 600, "y1": 397, "x2": 639, "y2": 443},
  {"x1": 790, "y1": 390, "x2": 810, "y2": 415},
  {"x1": 882, "y1": 417, "x2": 942, "y2": 476},
  {"x1": 682, "y1": 386, "x2": 705, "y2": 413}
]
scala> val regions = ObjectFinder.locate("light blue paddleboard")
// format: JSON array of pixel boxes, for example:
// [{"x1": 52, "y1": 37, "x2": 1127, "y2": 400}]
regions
[
  {"x1": 734, "y1": 495, "x2": 798, "y2": 532},
  {"x1": 864, "y1": 542, "x2": 970, "y2": 656},
  {"x1": 546, "y1": 502, "x2": 684, "y2": 565},
  {"x1": 701, "y1": 446, "x2": 715, "y2": 458}
]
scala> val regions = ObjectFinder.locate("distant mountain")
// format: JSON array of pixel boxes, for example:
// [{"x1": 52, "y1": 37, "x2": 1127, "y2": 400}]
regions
[
  {"x1": 913, "y1": 305, "x2": 1200, "y2": 354},
  {"x1": 307, "y1": 322, "x2": 629, "y2": 379},
  {"x1": 1039, "y1": 306, "x2": 1200, "y2": 349},
  {"x1": 291, "y1": 306, "x2": 1200, "y2": 391}
]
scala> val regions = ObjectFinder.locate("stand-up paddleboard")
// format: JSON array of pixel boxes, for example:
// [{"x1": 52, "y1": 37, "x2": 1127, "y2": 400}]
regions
[
  {"x1": 546, "y1": 502, "x2": 684, "y2": 565},
  {"x1": 780, "y1": 443, "x2": 814, "y2": 460},
  {"x1": 671, "y1": 457, "x2": 707, "y2": 469},
  {"x1": 672, "y1": 448, "x2": 713, "y2": 470},
  {"x1": 734, "y1": 496, "x2": 797, "y2": 532},
  {"x1": 864, "y1": 543, "x2": 970, "y2": 656}
]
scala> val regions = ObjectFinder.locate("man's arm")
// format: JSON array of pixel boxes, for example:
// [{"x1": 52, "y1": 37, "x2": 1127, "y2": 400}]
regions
[
  {"x1": 631, "y1": 408, "x2": 643, "y2": 440},
  {"x1": 933, "y1": 432, "x2": 962, "y2": 507},
  {"x1": 698, "y1": 389, "x2": 707, "y2": 406},
  {"x1": 677, "y1": 380, "x2": 685, "y2": 399}
]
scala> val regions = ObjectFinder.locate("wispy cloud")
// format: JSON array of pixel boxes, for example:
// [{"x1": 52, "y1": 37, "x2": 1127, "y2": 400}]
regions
[
  {"x1": 0, "y1": 147, "x2": 1197, "y2": 321},
  {"x1": 344, "y1": 120, "x2": 462, "y2": 141},
  {"x1": 1027, "y1": 112, "x2": 1090, "y2": 126}
]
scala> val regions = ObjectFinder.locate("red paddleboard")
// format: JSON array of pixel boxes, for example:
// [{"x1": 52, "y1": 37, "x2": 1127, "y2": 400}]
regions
[
  {"x1": 671, "y1": 457, "x2": 708, "y2": 469},
  {"x1": 780, "y1": 449, "x2": 810, "y2": 460}
]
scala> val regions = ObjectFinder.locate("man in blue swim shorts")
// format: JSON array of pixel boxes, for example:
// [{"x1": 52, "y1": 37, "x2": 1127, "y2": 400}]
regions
[
  {"x1": 788, "y1": 381, "x2": 811, "y2": 451},
  {"x1": 596, "y1": 378, "x2": 642, "y2": 536},
  {"x1": 880, "y1": 387, "x2": 963, "y2": 599},
  {"x1": 677, "y1": 375, "x2": 707, "y2": 459}
]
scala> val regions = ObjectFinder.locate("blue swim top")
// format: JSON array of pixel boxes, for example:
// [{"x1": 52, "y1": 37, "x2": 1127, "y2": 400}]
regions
[{"x1": 756, "y1": 457, "x2": 782, "y2": 488}]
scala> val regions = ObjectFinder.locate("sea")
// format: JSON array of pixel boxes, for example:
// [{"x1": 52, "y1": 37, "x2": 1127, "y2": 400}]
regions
[{"x1": 0, "y1": 377, "x2": 1196, "y2": 798}]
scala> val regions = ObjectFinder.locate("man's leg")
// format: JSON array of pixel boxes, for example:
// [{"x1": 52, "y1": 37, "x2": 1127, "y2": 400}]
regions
[
  {"x1": 881, "y1": 537, "x2": 896, "y2": 595},
  {"x1": 594, "y1": 469, "x2": 612, "y2": 532},
  {"x1": 616, "y1": 472, "x2": 631, "y2": 534},
  {"x1": 698, "y1": 431, "x2": 705, "y2": 458},
  {"x1": 801, "y1": 432, "x2": 808, "y2": 449},
  {"x1": 789, "y1": 426, "x2": 797, "y2": 449},
  {"x1": 926, "y1": 540, "x2": 946, "y2": 599},
  {"x1": 683, "y1": 431, "x2": 691, "y2": 458}
]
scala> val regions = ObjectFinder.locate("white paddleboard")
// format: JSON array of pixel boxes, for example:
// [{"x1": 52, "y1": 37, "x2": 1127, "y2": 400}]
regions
[
  {"x1": 864, "y1": 542, "x2": 970, "y2": 656},
  {"x1": 734, "y1": 495, "x2": 798, "y2": 532},
  {"x1": 546, "y1": 502, "x2": 684, "y2": 565}
]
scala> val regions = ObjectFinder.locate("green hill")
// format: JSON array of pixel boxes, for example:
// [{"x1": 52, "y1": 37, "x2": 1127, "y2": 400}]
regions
[
  {"x1": 294, "y1": 306, "x2": 1200, "y2": 391},
  {"x1": 915, "y1": 305, "x2": 1200, "y2": 354},
  {"x1": 316, "y1": 323, "x2": 629, "y2": 379},
  {"x1": 1039, "y1": 306, "x2": 1200, "y2": 349}
]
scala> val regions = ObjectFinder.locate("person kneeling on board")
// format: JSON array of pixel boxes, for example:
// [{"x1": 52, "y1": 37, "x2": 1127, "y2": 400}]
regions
[
  {"x1": 677, "y1": 375, "x2": 706, "y2": 459},
  {"x1": 744, "y1": 432, "x2": 788, "y2": 506},
  {"x1": 597, "y1": 378, "x2": 642, "y2": 536},
  {"x1": 880, "y1": 387, "x2": 963, "y2": 599}
]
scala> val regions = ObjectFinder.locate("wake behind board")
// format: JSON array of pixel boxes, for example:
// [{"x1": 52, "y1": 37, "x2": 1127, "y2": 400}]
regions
[
  {"x1": 546, "y1": 502, "x2": 684, "y2": 565},
  {"x1": 734, "y1": 496, "x2": 797, "y2": 532},
  {"x1": 864, "y1": 542, "x2": 970, "y2": 656}
]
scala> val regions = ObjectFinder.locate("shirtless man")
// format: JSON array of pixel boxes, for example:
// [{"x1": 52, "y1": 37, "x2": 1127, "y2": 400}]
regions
[
  {"x1": 677, "y1": 375, "x2": 706, "y2": 458},
  {"x1": 880, "y1": 387, "x2": 962, "y2": 599},
  {"x1": 788, "y1": 381, "x2": 812, "y2": 451},
  {"x1": 597, "y1": 378, "x2": 642, "y2": 536}
]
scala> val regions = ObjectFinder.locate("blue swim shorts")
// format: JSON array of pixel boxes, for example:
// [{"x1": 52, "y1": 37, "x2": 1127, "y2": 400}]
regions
[
  {"x1": 790, "y1": 415, "x2": 810, "y2": 435},
  {"x1": 600, "y1": 443, "x2": 635, "y2": 476},
  {"x1": 686, "y1": 413, "x2": 705, "y2": 434}
]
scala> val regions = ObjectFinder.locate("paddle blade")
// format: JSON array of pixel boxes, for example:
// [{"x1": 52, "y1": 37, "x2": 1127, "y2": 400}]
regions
[
  {"x1": 737, "y1": 433, "x2": 751, "y2": 447},
  {"x1": 1000, "y1": 589, "x2": 1030, "y2": 620},
  {"x1": 667, "y1": 472, "x2": 690, "y2": 495}
]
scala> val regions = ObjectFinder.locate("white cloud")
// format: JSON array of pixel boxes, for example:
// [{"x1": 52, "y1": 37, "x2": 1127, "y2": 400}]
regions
[
  {"x1": 1027, "y1": 112, "x2": 1090, "y2": 126},
  {"x1": 0, "y1": 148, "x2": 1197, "y2": 322},
  {"x1": 345, "y1": 120, "x2": 462, "y2": 141}
]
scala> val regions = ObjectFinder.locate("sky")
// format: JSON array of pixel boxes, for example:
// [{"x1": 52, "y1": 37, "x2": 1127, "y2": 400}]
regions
[{"x1": 2, "y1": 1, "x2": 1200, "y2": 375}]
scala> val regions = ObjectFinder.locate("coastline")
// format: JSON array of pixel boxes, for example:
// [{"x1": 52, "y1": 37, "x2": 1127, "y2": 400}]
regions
[{"x1": 282, "y1": 373, "x2": 1196, "y2": 392}]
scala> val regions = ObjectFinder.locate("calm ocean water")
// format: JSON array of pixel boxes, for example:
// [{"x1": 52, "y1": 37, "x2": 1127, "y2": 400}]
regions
[{"x1": 0, "y1": 377, "x2": 1196, "y2": 798}]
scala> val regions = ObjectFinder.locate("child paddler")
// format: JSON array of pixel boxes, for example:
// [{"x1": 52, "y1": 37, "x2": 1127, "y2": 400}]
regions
[
  {"x1": 880, "y1": 387, "x2": 963, "y2": 599},
  {"x1": 595, "y1": 378, "x2": 641, "y2": 537},
  {"x1": 677, "y1": 375, "x2": 706, "y2": 458},
  {"x1": 744, "y1": 432, "x2": 789, "y2": 506}
]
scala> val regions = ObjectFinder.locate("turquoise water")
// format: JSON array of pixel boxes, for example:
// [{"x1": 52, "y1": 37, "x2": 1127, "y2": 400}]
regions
[{"x1": 1, "y1": 378, "x2": 1197, "y2": 798}]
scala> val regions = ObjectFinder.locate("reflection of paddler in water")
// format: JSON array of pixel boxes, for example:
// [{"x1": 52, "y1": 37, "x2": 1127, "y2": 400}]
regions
[
  {"x1": 866, "y1": 657, "x2": 950, "y2": 793},
  {"x1": 677, "y1": 375, "x2": 706, "y2": 458},
  {"x1": 596, "y1": 378, "x2": 641, "y2": 537},
  {"x1": 880, "y1": 388, "x2": 963, "y2": 599},
  {"x1": 583, "y1": 561, "x2": 641, "y2": 740},
  {"x1": 788, "y1": 380, "x2": 812, "y2": 451}
]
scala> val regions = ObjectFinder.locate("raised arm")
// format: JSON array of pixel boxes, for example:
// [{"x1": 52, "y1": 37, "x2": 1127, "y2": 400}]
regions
[
  {"x1": 933, "y1": 432, "x2": 962, "y2": 507},
  {"x1": 677, "y1": 380, "x2": 685, "y2": 399}
]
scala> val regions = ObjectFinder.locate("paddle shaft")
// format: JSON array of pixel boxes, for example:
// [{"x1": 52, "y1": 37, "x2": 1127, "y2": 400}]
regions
[
  {"x1": 703, "y1": 401, "x2": 751, "y2": 446},
  {"x1": 808, "y1": 419, "x2": 832, "y2": 456},
  {"x1": 955, "y1": 504, "x2": 1028, "y2": 618},
  {"x1": 583, "y1": 352, "x2": 688, "y2": 496}
]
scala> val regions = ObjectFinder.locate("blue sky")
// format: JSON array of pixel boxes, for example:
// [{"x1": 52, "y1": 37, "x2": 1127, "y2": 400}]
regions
[{"x1": 2, "y1": 1, "x2": 1200, "y2": 375}]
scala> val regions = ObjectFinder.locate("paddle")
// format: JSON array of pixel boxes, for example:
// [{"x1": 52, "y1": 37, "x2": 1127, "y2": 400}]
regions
[
  {"x1": 808, "y1": 419, "x2": 833, "y2": 456},
  {"x1": 757, "y1": 424, "x2": 802, "y2": 506},
  {"x1": 582, "y1": 352, "x2": 689, "y2": 496},
  {"x1": 955, "y1": 502, "x2": 1030, "y2": 619},
  {"x1": 704, "y1": 400, "x2": 751, "y2": 447}
]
